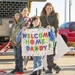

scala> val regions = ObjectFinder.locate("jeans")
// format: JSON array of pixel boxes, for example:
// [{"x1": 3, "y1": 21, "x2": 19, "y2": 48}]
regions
[
  {"x1": 47, "y1": 55, "x2": 59, "y2": 70},
  {"x1": 33, "y1": 56, "x2": 42, "y2": 69},
  {"x1": 13, "y1": 45, "x2": 23, "y2": 72},
  {"x1": 24, "y1": 56, "x2": 29, "y2": 67}
]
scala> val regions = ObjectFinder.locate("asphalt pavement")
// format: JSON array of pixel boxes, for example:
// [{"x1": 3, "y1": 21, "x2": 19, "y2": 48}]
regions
[{"x1": 0, "y1": 55, "x2": 75, "y2": 75}]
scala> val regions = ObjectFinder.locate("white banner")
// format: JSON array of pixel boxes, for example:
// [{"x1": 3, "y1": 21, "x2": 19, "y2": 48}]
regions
[
  {"x1": 21, "y1": 28, "x2": 54, "y2": 56},
  {"x1": 54, "y1": 34, "x2": 70, "y2": 61}
]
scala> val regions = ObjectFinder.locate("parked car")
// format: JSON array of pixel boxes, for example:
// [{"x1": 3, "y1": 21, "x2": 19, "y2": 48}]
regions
[{"x1": 58, "y1": 22, "x2": 75, "y2": 43}]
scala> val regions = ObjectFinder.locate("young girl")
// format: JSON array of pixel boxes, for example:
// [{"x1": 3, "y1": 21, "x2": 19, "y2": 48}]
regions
[
  {"x1": 21, "y1": 6, "x2": 32, "y2": 70},
  {"x1": 10, "y1": 11, "x2": 24, "y2": 74},
  {"x1": 30, "y1": 17, "x2": 43, "y2": 75}
]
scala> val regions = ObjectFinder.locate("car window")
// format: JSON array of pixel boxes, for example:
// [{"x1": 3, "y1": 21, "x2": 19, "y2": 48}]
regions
[
  {"x1": 65, "y1": 23, "x2": 71, "y2": 28},
  {"x1": 60, "y1": 23, "x2": 65, "y2": 28},
  {"x1": 70, "y1": 24, "x2": 75, "y2": 31},
  {"x1": 60, "y1": 22, "x2": 72, "y2": 29}
]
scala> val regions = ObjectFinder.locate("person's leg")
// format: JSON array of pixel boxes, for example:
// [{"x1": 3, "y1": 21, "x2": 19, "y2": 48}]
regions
[
  {"x1": 10, "y1": 46, "x2": 20, "y2": 73},
  {"x1": 24, "y1": 56, "x2": 29, "y2": 70},
  {"x1": 45, "y1": 55, "x2": 53, "y2": 73},
  {"x1": 33, "y1": 56, "x2": 37, "y2": 69},
  {"x1": 13, "y1": 46, "x2": 19, "y2": 69},
  {"x1": 52, "y1": 62, "x2": 61, "y2": 74},
  {"x1": 37, "y1": 56, "x2": 42, "y2": 75},
  {"x1": 16, "y1": 45, "x2": 23, "y2": 72},
  {"x1": 37, "y1": 56, "x2": 42, "y2": 67},
  {"x1": 46, "y1": 55, "x2": 61, "y2": 74},
  {"x1": 30, "y1": 56, "x2": 37, "y2": 75}
]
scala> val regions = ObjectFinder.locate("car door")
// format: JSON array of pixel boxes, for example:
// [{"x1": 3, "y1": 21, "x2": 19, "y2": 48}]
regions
[{"x1": 68, "y1": 23, "x2": 75, "y2": 42}]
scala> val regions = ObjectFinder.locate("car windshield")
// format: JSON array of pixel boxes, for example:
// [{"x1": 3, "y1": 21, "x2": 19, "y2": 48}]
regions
[{"x1": 59, "y1": 22, "x2": 72, "y2": 29}]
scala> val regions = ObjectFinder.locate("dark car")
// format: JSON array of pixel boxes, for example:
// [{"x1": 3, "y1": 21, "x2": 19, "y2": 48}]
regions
[{"x1": 58, "y1": 22, "x2": 75, "y2": 43}]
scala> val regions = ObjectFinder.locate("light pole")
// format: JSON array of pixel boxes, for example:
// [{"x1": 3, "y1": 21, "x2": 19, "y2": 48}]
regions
[
  {"x1": 69, "y1": 0, "x2": 72, "y2": 22},
  {"x1": 64, "y1": 0, "x2": 67, "y2": 22},
  {"x1": 36, "y1": 8, "x2": 37, "y2": 16}
]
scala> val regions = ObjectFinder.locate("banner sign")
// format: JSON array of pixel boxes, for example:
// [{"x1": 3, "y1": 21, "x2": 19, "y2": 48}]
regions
[
  {"x1": 21, "y1": 28, "x2": 54, "y2": 56},
  {"x1": 54, "y1": 34, "x2": 70, "y2": 61}
]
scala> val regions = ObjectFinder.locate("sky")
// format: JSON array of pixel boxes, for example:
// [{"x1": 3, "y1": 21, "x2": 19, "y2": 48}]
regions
[{"x1": 29, "y1": 0, "x2": 75, "y2": 26}]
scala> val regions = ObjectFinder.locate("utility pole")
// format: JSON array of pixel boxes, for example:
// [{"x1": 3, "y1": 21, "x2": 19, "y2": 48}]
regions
[
  {"x1": 36, "y1": 8, "x2": 37, "y2": 16},
  {"x1": 69, "y1": 0, "x2": 72, "y2": 22},
  {"x1": 64, "y1": 0, "x2": 67, "y2": 22}
]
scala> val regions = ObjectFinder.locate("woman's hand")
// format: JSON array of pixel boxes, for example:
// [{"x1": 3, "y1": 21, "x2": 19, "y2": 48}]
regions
[
  {"x1": 51, "y1": 26, "x2": 55, "y2": 31},
  {"x1": 46, "y1": 25, "x2": 50, "y2": 29},
  {"x1": 23, "y1": 27, "x2": 27, "y2": 31}
]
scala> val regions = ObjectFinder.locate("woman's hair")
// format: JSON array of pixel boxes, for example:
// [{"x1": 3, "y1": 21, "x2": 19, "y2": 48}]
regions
[
  {"x1": 41, "y1": 2, "x2": 55, "y2": 16},
  {"x1": 21, "y1": 6, "x2": 28, "y2": 12},
  {"x1": 13, "y1": 11, "x2": 22, "y2": 22},
  {"x1": 30, "y1": 16, "x2": 41, "y2": 28},
  {"x1": 21, "y1": 6, "x2": 29, "y2": 16}
]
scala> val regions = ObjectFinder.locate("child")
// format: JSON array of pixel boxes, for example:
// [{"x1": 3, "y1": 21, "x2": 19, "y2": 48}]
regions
[
  {"x1": 29, "y1": 17, "x2": 56, "y2": 75},
  {"x1": 10, "y1": 11, "x2": 24, "y2": 74},
  {"x1": 21, "y1": 7, "x2": 32, "y2": 70},
  {"x1": 30, "y1": 17, "x2": 43, "y2": 75}
]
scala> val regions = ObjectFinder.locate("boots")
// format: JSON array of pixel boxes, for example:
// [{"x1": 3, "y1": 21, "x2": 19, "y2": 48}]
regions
[
  {"x1": 45, "y1": 69, "x2": 52, "y2": 73},
  {"x1": 55, "y1": 66, "x2": 61, "y2": 74},
  {"x1": 43, "y1": 67, "x2": 45, "y2": 72},
  {"x1": 45, "y1": 66, "x2": 52, "y2": 73},
  {"x1": 30, "y1": 71, "x2": 37, "y2": 75}
]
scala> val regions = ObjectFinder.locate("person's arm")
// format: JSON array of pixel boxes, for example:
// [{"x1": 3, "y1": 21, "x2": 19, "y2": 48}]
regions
[
  {"x1": 48, "y1": 28, "x2": 56, "y2": 41},
  {"x1": 53, "y1": 13, "x2": 59, "y2": 35},
  {"x1": 16, "y1": 29, "x2": 22, "y2": 43},
  {"x1": 24, "y1": 18, "x2": 32, "y2": 29}
]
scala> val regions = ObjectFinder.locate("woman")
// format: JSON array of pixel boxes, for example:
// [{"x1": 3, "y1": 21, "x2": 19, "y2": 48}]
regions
[
  {"x1": 10, "y1": 11, "x2": 23, "y2": 74},
  {"x1": 40, "y1": 2, "x2": 61, "y2": 74},
  {"x1": 21, "y1": 6, "x2": 32, "y2": 70}
]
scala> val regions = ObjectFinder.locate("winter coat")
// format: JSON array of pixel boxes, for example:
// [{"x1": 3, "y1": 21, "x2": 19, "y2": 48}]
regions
[
  {"x1": 10, "y1": 20, "x2": 23, "y2": 46},
  {"x1": 40, "y1": 12, "x2": 59, "y2": 34}
]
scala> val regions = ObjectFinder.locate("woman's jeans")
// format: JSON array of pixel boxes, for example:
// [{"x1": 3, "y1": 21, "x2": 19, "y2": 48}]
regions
[
  {"x1": 33, "y1": 56, "x2": 42, "y2": 69},
  {"x1": 13, "y1": 45, "x2": 23, "y2": 72},
  {"x1": 24, "y1": 56, "x2": 29, "y2": 67}
]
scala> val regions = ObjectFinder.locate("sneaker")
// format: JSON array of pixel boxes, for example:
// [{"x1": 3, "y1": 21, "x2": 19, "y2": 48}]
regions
[
  {"x1": 24, "y1": 67, "x2": 27, "y2": 70},
  {"x1": 56, "y1": 67, "x2": 61, "y2": 74},
  {"x1": 43, "y1": 68, "x2": 45, "y2": 72},
  {"x1": 45, "y1": 70, "x2": 52, "y2": 73},
  {"x1": 30, "y1": 71, "x2": 37, "y2": 75},
  {"x1": 0, "y1": 70, "x2": 6, "y2": 73},
  {"x1": 10, "y1": 69, "x2": 18, "y2": 73},
  {"x1": 24, "y1": 66, "x2": 28, "y2": 70},
  {"x1": 38, "y1": 70, "x2": 41, "y2": 75},
  {"x1": 14, "y1": 71, "x2": 24, "y2": 74}
]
